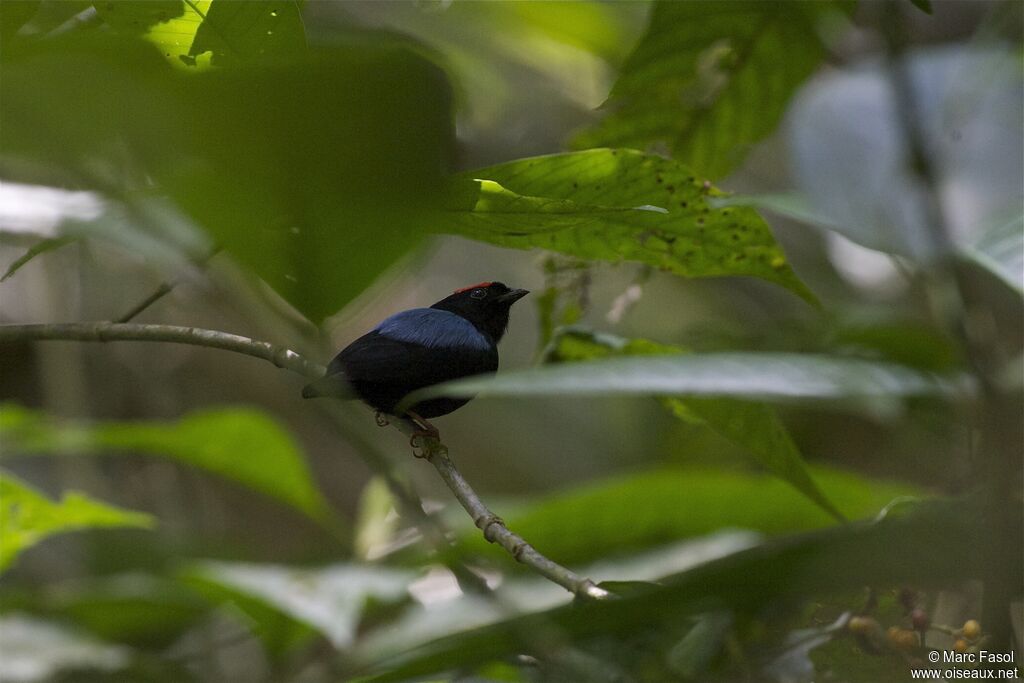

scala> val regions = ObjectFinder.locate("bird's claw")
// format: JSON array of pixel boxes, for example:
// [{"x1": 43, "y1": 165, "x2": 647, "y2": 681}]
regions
[
  {"x1": 374, "y1": 411, "x2": 390, "y2": 427},
  {"x1": 410, "y1": 430, "x2": 446, "y2": 459}
]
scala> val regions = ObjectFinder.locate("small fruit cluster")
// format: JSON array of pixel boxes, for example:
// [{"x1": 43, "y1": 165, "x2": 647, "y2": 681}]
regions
[{"x1": 846, "y1": 588, "x2": 984, "y2": 660}]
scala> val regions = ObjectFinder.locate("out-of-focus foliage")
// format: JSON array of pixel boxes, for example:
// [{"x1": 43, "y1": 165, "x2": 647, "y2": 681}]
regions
[
  {"x1": 0, "y1": 23, "x2": 454, "y2": 322},
  {"x1": 546, "y1": 327, "x2": 845, "y2": 519},
  {"x1": 410, "y1": 348, "x2": 967, "y2": 407},
  {"x1": 0, "y1": 471, "x2": 152, "y2": 572},
  {"x1": 0, "y1": 0, "x2": 1020, "y2": 681},
  {"x1": 360, "y1": 500, "x2": 1020, "y2": 681},
  {"x1": 453, "y1": 466, "x2": 919, "y2": 566},
  {"x1": 0, "y1": 405, "x2": 333, "y2": 524},
  {"x1": 575, "y1": 1, "x2": 849, "y2": 179}
]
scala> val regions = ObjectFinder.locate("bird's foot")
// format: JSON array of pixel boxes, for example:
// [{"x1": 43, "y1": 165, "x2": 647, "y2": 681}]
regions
[
  {"x1": 374, "y1": 411, "x2": 390, "y2": 427},
  {"x1": 406, "y1": 411, "x2": 444, "y2": 459}
]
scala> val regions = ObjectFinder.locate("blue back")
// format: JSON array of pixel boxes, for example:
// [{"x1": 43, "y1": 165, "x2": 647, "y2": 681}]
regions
[{"x1": 375, "y1": 308, "x2": 491, "y2": 350}]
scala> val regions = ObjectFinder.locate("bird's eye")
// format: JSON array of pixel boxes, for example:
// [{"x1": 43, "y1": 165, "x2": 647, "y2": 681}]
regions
[{"x1": 470, "y1": 288, "x2": 487, "y2": 300}]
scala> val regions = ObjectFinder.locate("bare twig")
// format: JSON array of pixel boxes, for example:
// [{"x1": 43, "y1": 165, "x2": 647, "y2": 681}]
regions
[
  {"x1": 115, "y1": 282, "x2": 177, "y2": 323},
  {"x1": 0, "y1": 321, "x2": 608, "y2": 600},
  {"x1": 114, "y1": 248, "x2": 220, "y2": 323}
]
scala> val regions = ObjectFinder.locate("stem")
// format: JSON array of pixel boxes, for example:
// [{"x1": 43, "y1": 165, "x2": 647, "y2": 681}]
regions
[
  {"x1": 0, "y1": 321, "x2": 608, "y2": 600},
  {"x1": 880, "y1": 1, "x2": 1021, "y2": 650}
]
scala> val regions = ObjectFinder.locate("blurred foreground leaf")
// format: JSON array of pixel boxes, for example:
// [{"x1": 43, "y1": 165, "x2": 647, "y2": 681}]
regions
[
  {"x1": 442, "y1": 149, "x2": 815, "y2": 303},
  {"x1": 454, "y1": 467, "x2": 918, "y2": 567},
  {"x1": 0, "y1": 573, "x2": 208, "y2": 649},
  {"x1": 0, "y1": 613, "x2": 130, "y2": 682},
  {"x1": 574, "y1": 1, "x2": 845, "y2": 178},
  {"x1": 0, "y1": 33, "x2": 454, "y2": 322},
  {"x1": 548, "y1": 328, "x2": 844, "y2": 520},
  {"x1": 0, "y1": 470, "x2": 153, "y2": 573},
  {"x1": 408, "y1": 351, "x2": 970, "y2": 412},
  {"x1": 187, "y1": 561, "x2": 414, "y2": 650},
  {"x1": 0, "y1": 405, "x2": 333, "y2": 524},
  {"x1": 359, "y1": 500, "x2": 1021, "y2": 681}
]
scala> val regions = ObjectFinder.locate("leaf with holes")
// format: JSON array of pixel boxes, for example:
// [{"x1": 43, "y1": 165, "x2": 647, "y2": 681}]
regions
[{"x1": 441, "y1": 149, "x2": 815, "y2": 303}]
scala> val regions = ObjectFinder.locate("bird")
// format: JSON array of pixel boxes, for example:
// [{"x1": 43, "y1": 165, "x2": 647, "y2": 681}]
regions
[{"x1": 303, "y1": 281, "x2": 529, "y2": 441}]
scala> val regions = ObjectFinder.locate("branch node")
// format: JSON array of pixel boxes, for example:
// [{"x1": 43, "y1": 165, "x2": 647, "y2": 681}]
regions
[{"x1": 474, "y1": 513, "x2": 505, "y2": 543}]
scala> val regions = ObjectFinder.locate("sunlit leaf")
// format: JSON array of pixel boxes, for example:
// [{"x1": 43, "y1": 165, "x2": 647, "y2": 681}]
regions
[
  {"x1": 0, "y1": 405, "x2": 334, "y2": 524},
  {"x1": 575, "y1": 2, "x2": 846, "y2": 178},
  {"x1": 454, "y1": 467, "x2": 918, "y2": 567},
  {"x1": 547, "y1": 328, "x2": 844, "y2": 519},
  {"x1": 186, "y1": 0, "x2": 305, "y2": 67},
  {"x1": 94, "y1": 0, "x2": 305, "y2": 70},
  {"x1": 0, "y1": 470, "x2": 153, "y2": 572},
  {"x1": 442, "y1": 149, "x2": 815, "y2": 303}
]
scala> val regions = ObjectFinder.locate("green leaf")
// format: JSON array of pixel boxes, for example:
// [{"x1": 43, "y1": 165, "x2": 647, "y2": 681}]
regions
[
  {"x1": 1, "y1": 573, "x2": 208, "y2": 649},
  {"x1": 454, "y1": 467, "x2": 919, "y2": 567},
  {"x1": 961, "y1": 213, "x2": 1023, "y2": 295},
  {"x1": 94, "y1": 0, "x2": 306, "y2": 69},
  {"x1": 0, "y1": 33, "x2": 454, "y2": 322},
  {"x1": 407, "y1": 351, "x2": 971, "y2": 413},
  {"x1": 908, "y1": 0, "x2": 933, "y2": 15},
  {"x1": 441, "y1": 149, "x2": 815, "y2": 303},
  {"x1": 0, "y1": 470, "x2": 153, "y2": 572},
  {"x1": 574, "y1": 2, "x2": 844, "y2": 179},
  {"x1": 0, "y1": 404, "x2": 333, "y2": 524},
  {"x1": 358, "y1": 500, "x2": 1018, "y2": 681},
  {"x1": 0, "y1": 0, "x2": 40, "y2": 44},
  {"x1": 186, "y1": 0, "x2": 305, "y2": 67},
  {"x1": 547, "y1": 328, "x2": 844, "y2": 520},
  {"x1": 0, "y1": 614, "x2": 131, "y2": 681},
  {"x1": 188, "y1": 561, "x2": 414, "y2": 649}
]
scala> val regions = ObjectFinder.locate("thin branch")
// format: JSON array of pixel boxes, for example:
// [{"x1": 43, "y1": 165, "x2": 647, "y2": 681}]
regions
[
  {"x1": 114, "y1": 248, "x2": 220, "y2": 323},
  {"x1": 0, "y1": 321, "x2": 608, "y2": 600},
  {"x1": 115, "y1": 282, "x2": 176, "y2": 323},
  {"x1": 0, "y1": 322, "x2": 323, "y2": 378},
  {"x1": 385, "y1": 418, "x2": 609, "y2": 600}
]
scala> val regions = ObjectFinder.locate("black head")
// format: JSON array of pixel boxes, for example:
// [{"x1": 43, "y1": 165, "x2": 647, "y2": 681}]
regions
[{"x1": 430, "y1": 281, "x2": 529, "y2": 343}]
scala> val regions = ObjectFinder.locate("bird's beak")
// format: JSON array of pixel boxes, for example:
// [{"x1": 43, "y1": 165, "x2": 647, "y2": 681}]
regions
[{"x1": 497, "y1": 288, "x2": 529, "y2": 304}]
